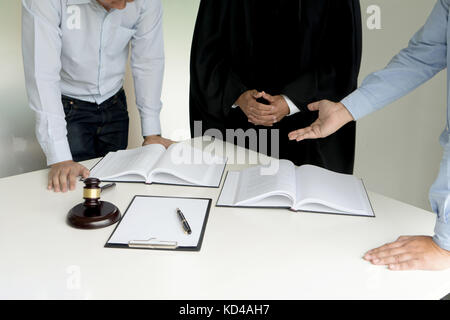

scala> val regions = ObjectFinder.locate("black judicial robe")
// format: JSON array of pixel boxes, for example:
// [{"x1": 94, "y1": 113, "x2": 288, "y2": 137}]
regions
[{"x1": 189, "y1": 0, "x2": 362, "y2": 174}]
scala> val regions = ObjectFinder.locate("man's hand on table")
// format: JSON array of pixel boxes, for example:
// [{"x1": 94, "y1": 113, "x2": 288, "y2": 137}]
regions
[
  {"x1": 364, "y1": 235, "x2": 450, "y2": 271},
  {"x1": 143, "y1": 135, "x2": 174, "y2": 149},
  {"x1": 48, "y1": 160, "x2": 90, "y2": 193}
]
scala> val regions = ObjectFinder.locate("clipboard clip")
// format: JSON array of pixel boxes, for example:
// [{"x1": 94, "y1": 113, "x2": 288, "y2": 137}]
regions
[{"x1": 128, "y1": 238, "x2": 178, "y2": 249}]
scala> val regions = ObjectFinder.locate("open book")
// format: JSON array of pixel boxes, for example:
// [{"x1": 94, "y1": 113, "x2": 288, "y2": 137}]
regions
[
  {"x1": 89, "y1": 142, "x2": 227, "y2": 187},
  {"x1": 217, "y1": 160, "x2": 374, "y2": 217}
]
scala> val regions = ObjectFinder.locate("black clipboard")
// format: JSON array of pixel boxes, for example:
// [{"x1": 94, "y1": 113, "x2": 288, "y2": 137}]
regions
[{"x1": 105, "y1": 195, "x2": 212, "y2": 251}]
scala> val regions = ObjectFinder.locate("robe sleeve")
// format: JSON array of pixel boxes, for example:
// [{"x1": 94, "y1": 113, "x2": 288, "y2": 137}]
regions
[
  {"x1": 280, "y1": 0, "x2": 362, "y2": 112},
  {"x1": 189, "y1": 0, "x2": 248, "y2": 121}
]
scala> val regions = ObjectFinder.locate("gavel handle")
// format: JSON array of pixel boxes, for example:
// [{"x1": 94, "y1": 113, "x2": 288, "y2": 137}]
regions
[{"x1": 100, "y1": 183, "x2": 116, "y2": 192}]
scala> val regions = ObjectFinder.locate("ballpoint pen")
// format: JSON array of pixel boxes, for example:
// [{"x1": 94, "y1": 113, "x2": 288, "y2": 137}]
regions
[
  {"x1": 100, "y1": 183, "x2": 116, "y2": 192},
  {"x1": 176, "y1": 208, "x2": 192, "y2": 235}
]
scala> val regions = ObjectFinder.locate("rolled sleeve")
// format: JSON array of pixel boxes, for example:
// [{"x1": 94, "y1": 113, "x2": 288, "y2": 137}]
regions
[
  {"x1": 340, "y1": 0, "x2": 450, "y2": 249},
  {"x1": 141, "y1": 114, "x2": 162, "y2": 137},
  {"x1": 43, "y1": 136, "x2": 73, "y2": 165},
  {"x1": 341, "y1": 0, "x2": 448, "y2": 121},
  {"x1": 22, "y1": 0, "x2": 72, "y2": 165},
  {"x1": 433, "y1": 218, "x2": 450, "y2": 251},
  {"x1": 341, "y1": 89, "x2": 377, "y2": 121},
  {"x1": 429, "y1": 134, "x2": 450, "y2": 250},
  {"x1": 131, "y1": 0, "x2": 164, "y2": 137}
]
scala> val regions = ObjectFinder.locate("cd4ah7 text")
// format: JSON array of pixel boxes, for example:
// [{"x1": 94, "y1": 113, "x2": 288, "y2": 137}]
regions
[{"x1": 223, "y1": 305, "x2": 270, "y2": 315}]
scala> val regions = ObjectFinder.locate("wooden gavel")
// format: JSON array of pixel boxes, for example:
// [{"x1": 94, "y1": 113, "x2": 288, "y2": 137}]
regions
[{"x1": 67, "y1": 178, "x2": 120, "y2": 229}]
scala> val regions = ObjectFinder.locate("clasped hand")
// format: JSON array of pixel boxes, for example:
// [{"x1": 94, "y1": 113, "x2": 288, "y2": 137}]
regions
[{"x1": 236, "y1": 90, "x2": 290, "y2": 126}]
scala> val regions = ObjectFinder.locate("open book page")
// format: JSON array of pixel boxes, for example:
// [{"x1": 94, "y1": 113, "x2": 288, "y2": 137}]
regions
[
  {"x1": 294, "y1": 165, "x2": 373, "y2": 216},
  {"x1": 234, "y1": 160, "x2": 297, "y2": 206},
  {"x1": 148, "y1": 142, "x2": 226, "y2": 186},
  {"x1": 216, "y1": 171, "x2": 241, "y2": 206},
  {"x1": 89, "y1": 144, "x2": 166, "y2": 181}
]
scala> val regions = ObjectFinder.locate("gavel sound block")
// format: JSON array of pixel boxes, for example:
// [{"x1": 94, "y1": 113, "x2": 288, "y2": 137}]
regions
[{"x1": 67, "y1": 178, "x2": 120, "y2": 229}]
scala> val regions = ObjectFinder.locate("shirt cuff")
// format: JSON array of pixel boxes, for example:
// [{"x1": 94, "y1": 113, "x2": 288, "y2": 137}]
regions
[
  {"x1": 341, "y1": 89, "x2": 377, "y2": 121},
  {"x1": 433, "y1": 218, "x2": 450, "y2": 251},
  {"x1": 281, "y1": 95, "x2": 301, "y2": 116},
  {"x1": 232, "y1": 104, "x2": 238, "y2": 109},
  {"x1": 44, "y1": 138, "x2": 73, "y2": 166},
  {"x1": 141, "y1": 116, "x2": 162, "y2": 137}
]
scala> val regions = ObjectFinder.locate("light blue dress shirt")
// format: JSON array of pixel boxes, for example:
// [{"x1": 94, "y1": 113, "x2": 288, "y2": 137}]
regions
[
  {"x1": 341, "y1": 0, "x2": 450, "y2": 250},
  {"x1": 22, "y1": 0, "x2": 164, "y2": 165}
]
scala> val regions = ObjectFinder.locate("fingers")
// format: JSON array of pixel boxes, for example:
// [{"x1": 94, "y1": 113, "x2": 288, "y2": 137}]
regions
[
  {"x1": 143, "y1": 136, "x2": 175, "y2": 149},
  {"x1": 288, "y1": 129, "x2": 306, "y2": 140},
  {"x1": 249, "y1": 102, "x2": 274, "y2": 116},
  {"x1": 288, "y1": 122, "x2": 322, "y2": 141},
  {"x1": 365, "y1": 246, "x2": 412, "y2": 265},
  {"x1": 82, "y1": 167, "x2": 90, "y2": 179},
  {"x1": 246, "y1": 101, "x2": 277, "y2": 126},
  {"x1": 261, "y1": 92, "x2": 275, "y2": 103},
  {"x1": 59, "y1": 168, "x2": 69, "y2": 193},
  {"x1": 307, "y1": 100, "x2": 323, "y2": 112},
  {"x1": 252, "y1": 90, "x2": 264, "y2": 99},
  {"x1": 69, "y1": 165, "x2": 89, "y2": 191},
  {"x1": 364, "y1": 239, "x2": 408, "y2": 258},
  {"x1": 69, "y1": 168, "x2": 78, "y2": 191},
  {"x1": 388, "y1": 259, "x2": 420, "y2": 271},
  {"x1": 248, "y1": 113, "x2": 276, "y2": 127},
  {"x1": 288, "y1": 128, "x2": 309, "y2": 141},
  {"x1": 162, "y1": 138, "x2": 175, "y2": 149},
  {"x1": 48, "y1": 174, "x2": 53, "y2": 191},
  {"x1": 397, "y1": 235, "x2": 413, "y2": 242},
  {"x1": 363, "y1": 237, "x2": 427, "y2": 271},
  {"x1": 373, "y1": 253, "x2": 415, "y2": 267},
  {"x1": 240, "y1": 90, "x2": 281, "y2": 126},
  {"x1": 48, "y1": 162, "x2": 87, "y2": 192},
  {"x1": 51, "y1": 172, "x2": 61, "y2": 193}
]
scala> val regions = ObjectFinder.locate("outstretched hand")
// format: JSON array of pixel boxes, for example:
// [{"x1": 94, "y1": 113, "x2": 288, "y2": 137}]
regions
[{"x1": 288, "y1": 100, "x2": 354, "y2": 141}]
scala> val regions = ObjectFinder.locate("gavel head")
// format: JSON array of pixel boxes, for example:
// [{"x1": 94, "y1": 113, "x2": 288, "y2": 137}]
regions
[
  {"x1": 67, "y1": 177, "x2": 120, "y2": 229},
  {"x1": 83, "y1": 177, "x2": 101, "y2": 207}
]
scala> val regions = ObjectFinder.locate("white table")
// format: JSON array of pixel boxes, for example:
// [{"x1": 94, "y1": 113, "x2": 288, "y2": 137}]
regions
[{"x1": 0, "y1": 140, "x2": 449, "y2": 300}]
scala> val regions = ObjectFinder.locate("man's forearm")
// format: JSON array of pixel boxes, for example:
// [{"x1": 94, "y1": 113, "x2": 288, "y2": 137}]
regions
[{"x1": 22, "y1": 0, "x2": 71, "y2": 166}]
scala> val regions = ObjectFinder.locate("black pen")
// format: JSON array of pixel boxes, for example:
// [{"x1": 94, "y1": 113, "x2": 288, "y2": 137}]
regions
[
  {"x1": 176, "y1": 208, "x2": 192, "y2": 235},
  {"x1": 100, "y1": 183, "x2": 116, "y2": 192}
]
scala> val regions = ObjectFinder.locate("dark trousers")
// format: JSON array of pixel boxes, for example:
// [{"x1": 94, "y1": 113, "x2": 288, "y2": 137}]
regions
[{"x1": 62, "y1": 89, "x2": 129, "y2": 162}]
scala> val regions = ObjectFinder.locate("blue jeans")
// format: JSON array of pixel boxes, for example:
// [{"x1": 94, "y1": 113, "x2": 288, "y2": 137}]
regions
[{"x1": 62, "y1": 89, "x2": 129, "y2": 162}]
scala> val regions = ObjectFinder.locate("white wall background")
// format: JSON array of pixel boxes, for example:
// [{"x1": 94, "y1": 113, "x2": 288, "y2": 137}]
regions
[{"x1": 0, "y1": 0, "x2": 446, "y2": 211}]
